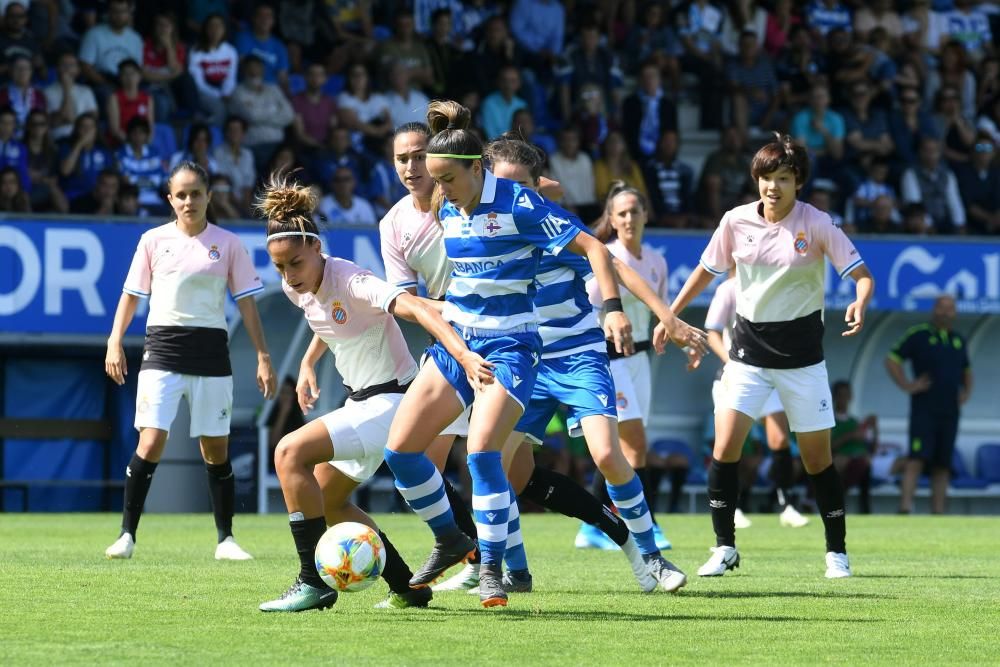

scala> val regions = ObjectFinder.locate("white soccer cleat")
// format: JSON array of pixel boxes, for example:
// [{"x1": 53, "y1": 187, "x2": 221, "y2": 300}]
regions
[
  {"x1": 734, "y1": 508, "x2": 752, "y2": 529},
  {"x1": 621, "y1": 535, "x2": 657, "y2": 593},
  {"x1": 105, "y1": 533, "x2": 135, "y2": 559},
  {"x1": 431, "y1": 563, "x2": 480, "y2": 592},
  {"x1": 215, "y1": 536, "x2": 253, "y2": 560},
  {"x1": 779, "y1": 504, "x2": 810, "y2": 528},
  {"x1": 697, "y1": 545, "x2": 740, "y2": 577},
  {"x1": 825, "y1": 552, "x2": 852, "y2": 578},
  {"x1": 644, "y1": 554, "x2": 687, "y2": 593}
]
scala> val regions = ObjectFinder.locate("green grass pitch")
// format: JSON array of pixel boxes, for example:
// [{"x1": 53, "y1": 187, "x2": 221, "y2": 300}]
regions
[{"x1": 1, "y1": 513, "x2": 998, "y2": 665}]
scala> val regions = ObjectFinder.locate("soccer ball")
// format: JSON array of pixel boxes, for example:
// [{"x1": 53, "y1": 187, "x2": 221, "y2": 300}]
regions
[{"x1": 314, "y1": 522, "x2": 386, "y2": 592}]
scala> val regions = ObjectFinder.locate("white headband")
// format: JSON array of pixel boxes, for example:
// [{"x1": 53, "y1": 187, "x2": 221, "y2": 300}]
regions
[{"x1": 266, "y1": 231, "x2": 321, "y2": 243}]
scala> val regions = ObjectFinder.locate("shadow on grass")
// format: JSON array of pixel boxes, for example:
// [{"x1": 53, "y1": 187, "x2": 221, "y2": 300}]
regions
[
  {"x1": 675, "y1": 591, "x2": 891, "y2": 600},
  {"x1": 416, "y1": 608, "x2": 881, "y2": 624}
]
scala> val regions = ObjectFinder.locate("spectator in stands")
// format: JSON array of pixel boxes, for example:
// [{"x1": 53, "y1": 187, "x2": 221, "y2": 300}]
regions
[
  {"x1": 0, "y1": 54, "x2": 44, "y2": 136},
  {"x1": 901, "y1": 0, "x2": 942, "y2": 56},
  {"x1": 573, "y1": 83, "x2": 616, "y2": 156},
  {"x1": 889, "y1": 86, "x2": 940, "y2": 174},
  {"x1": 934, "y1": 84, "x2": 977, "y2": 166},
  {"x1": 44, "y1": 52, "x2": 98, "y2": 144},
  {"x1": 317, "y1": 0, "x2": 376, "y2": 74},
  {"x1": 624, "y1": 1, "x2": 681, "y2": 92},
  {"x1": 548, "y1": 125, "x2": 596, "y2": 218},
  {"x1": 805, "y1": 0, "x2": 852, "y2": 38},
  {"x1": 978, "y1": 94, "x2": 1000, "y2": 145},
  {"x1": 0, "y1": 1, "x2": 41, "y2": 78},
  {"x1": 776, "y1": 24, "x2": 822, "y2": 111},
  {"x1": 336, "y1": 62, "x2": 391, "y2": 153},
  {"x1": 115, "y1": 180, "x2": 141, "y2": 216},
  {"x1": 900, "y1": 201, "x2": 931, "y2": 235},
  {"x1": 853, "y1": 0, "x2": 903, "y2": 46},
  {"x1": 115, "y1": 116, "x2": 167, "y2": 213},
  {"x1": 188, "y1": 13, "x2": 238, "y2": 126},
  {"x1": 557, "y1": 20, "x2": 623, "y2": 122},
  {"x1": 0, "y1": 164, "x2": 29, "y2": 211},
  {"x1": 58, "y1": 112, "x2": 111, "y2": 204},
  {"x1": 698, "y1": 125, "x2": 752, "y2": 224},
  {"x1": 169, "y1": 123, "x2": 218, "y2": 174},
  {"x1": 976, "y1": 58, "x2": 999, "y2": 114},
  {"x1": 763, "y1": 0, "x2": 800, "y2": 58},
  {"x1": 366, "y1": 133, "x2": 406, "y2": 217},
  {"x1": 384, "y1": 61, "x2": 429, "y2": 129},
  {"x1": 213, "y1": 115, "x2": 255, "y2": 211},
  {"x1": 0, "y1": 105, "x2": 29, "y2": 187},
  {"x1": 886, "y1": 294, "x2": 972, "y2": 515},
  {"x1": 70, "y1": 167, "x2": 118, "y2": 215},
  {"x1": 314, "y1": 125, "x2": 366, "y2": 187},
  {"x1": 263, "y1": 142, "x2": 306, "y2": 181},
  {"x1": 24, "y1": 109, "x2": 66, "y2": 212},
  {"x1": 275, "y1": 0, "x2": 323, "y2": 74},
  {"x1": 230, "y1": 54, "x2": 294, "y2": 171},
  {"x1": 830, "y1": 380, "x2": 876, "y2": 515},
  {"x1": 720, "y1": 0, "x2": 768, "y2": 57},
  {"x1": 183, "y1": 0, "x2": 231, "y2": 39},
  {"x1": 510, "y1": 108, "x2": 555, "y2": 156},
  {"x1": 938, "y1": 0, "x2": 994, "y2": 64},
  {"x1": 621, "y1": 60, "x2": 677, "y2": 162},
  {"x1": 474, "y1": 15, "x2": 521, "y2": 97},
  {"x1": 848, "y1": 157, "x2": 895, "y2": 231},
  {"x1": 926, "y1": 41, "x2": 977, "y2": 123},
  {"x1": 376, "y1": 11, "x2": 433, "y2": 89},
  {"x1": 480, "y1": 64, "x2": 527, "y2": 141},
  {"x1": 142, "y1": 11, "x2": 197, "y2": 123},
  {"x1": 235, "y1": 2, "x2": 289, "y2": 90},
  {"x1": 292, "y1": 62, "x2": 337, "y2": 153},
  {"x1": 955, "y1": 133, "x2": 1000, "y2": 235},
  {"x1": 509, "y1": 0, "x2": 564, "y2": 78},
  {"x1": 644, "y1": 129, "x2": 694, "y2": 228},
  {"x1": 677, "y1": 0, "x2": 725, "y2": 130},
  {"x1": 318, "y1": 165, "x2": 377, "y2": 225},
  {"x1": 858, "y1": 193, "x2": 898, "y2": 234},
  {"x1": 78, "y1": 0, "x2": 142, "y2": 97},
  {"x1": 593, "y1": 130, "x2": 648, "y2": 202},
  {"x1": 209, "y1": 173, "x2": 242, "y2": 219},
  {"x1": 791, "y1": 82, "x2": 845, "y2": 173},
  {"x1": 843, "y1": 78, "x2": 893, "y2": 173},
  {"x1": 901, "y1": 135, "x2": 966, "y2": 234},
  {"x1": 106, "y1": 59, "x2": 153, "y2": 147},
  {"x1": 726, "y1": 29, "x2": 779, "y2": 136},
  {"x1": 425, "y1": 7, "x2": 463, "y2": 98}
]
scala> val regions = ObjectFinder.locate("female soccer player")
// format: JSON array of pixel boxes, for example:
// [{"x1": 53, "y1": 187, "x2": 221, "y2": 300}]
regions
[
  {"x1": 580, "y1": 186, "x2": 674, "y2": 552},
  {"x1": 255, "y1": 174, "x2": 493, "y2": 612},
  {"x1": 104, "y1": 162, "x2": 276, "y2": 560},
  {"x1": 670, "y1": 134, "x2": 873, "y2": 579},
  {"x1": 381, "y1": 100, "x2": 632, "y2": 608}
]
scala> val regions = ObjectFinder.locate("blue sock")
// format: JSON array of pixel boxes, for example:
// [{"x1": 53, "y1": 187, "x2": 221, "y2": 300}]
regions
[
  {"x1": 384, "y1": 449, "x2": 457, "y2": 538},
  {"x1": 607, "y1": 474, "x2": 657, "y2": 555},
  {"x1": 504, "y1": 483, "x2": 528, "y2": 572},
  {"x1": 468, "y1": 451, "x2": 509, "y2": 567}
]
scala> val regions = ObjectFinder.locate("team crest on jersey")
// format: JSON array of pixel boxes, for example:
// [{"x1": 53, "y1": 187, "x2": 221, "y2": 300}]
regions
[
  {"x1": 793, "y1": 232, "x2": 809, "y2": 255},
  {"x1": 208, "y1": 244, "x2": 221, "y2": 261},
  {"x1": 616, "y1": 392, "x2": 628, "y2": 410},
  {"x1": 485, "y1": 212, "x2": 502, "y2": 237},
  {"x1": 332, "y1": 301, "x2": 349, "y2": 324}
]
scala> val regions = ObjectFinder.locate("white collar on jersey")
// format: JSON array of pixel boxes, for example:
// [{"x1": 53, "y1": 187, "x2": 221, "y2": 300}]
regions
[{"x1": 481, "y1": 170, "x2": 497, "y2": 205}]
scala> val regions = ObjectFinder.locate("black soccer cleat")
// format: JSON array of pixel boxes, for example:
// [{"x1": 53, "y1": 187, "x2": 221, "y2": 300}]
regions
[
  {"x1": 409, "y1": 531, "x2": 478, "y2": 588},
  {"x1": 478, "y1": 565, "x2": 509, "y2": 608}
]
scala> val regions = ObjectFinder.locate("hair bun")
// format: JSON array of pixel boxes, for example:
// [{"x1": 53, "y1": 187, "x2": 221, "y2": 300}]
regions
[{"x1": 254, "y1": 171, "x2": 317, "y2": 223}]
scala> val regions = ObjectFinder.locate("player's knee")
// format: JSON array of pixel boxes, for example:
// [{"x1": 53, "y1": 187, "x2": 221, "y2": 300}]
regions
[{"x1": 274, "y1": 435, "x2": 303, "y2": 472}]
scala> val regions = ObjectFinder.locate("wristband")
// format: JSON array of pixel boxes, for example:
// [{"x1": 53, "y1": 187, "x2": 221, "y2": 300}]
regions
[{"x1": 604, "y1": 298, "x2": 624, "y2": 313}]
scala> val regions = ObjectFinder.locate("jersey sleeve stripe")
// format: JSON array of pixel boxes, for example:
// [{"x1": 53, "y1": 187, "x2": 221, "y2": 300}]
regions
[
  {"x1": 395, "y1": 280, "x2": 419, "y2": 288},
  {"x1": 232, "y1": 285, "x2": 265, "y2": 300},
  {"x1": 838, "y1": 258, "x2": 865, "y2": 279},
  {"x1": 700, "y1": 259, "x2": 727, "y2": 276},
  {"x1": 123, "y1": 287, "x2": 150, "y2": 298}
]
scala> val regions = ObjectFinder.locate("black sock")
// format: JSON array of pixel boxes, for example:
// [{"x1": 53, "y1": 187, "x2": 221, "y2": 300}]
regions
[
  {"x1": 521, "y1": 466, "x2": 629, "y2": 545},
  {"x1": 859, "y1": 466, "x2": 872, "y2": 515},
  {"x1": 378, "y1": 530, "x2": 413, "y2": 595},
  {"x1": 121, "y1": 453, "x2": 158, "y2": 540},
  {"x1": 772, "y1": 448, "x2": 793, "y2": 508},
  {"x1": 206, "y1": 458, "x2": 235, "y2": 543},
  {"x1": 810, "y1": 464, "x2": 847, "y2": 553},
  {"x1": 708, "y1": 458, "x2": 739, "y2": 548},
  {"x1": 667, "y1": 467, "x2": 687, "y2": 513},
  {"x1": 443, "y1": 478, "x2": 480, "y2": 564},
  {"x1": 290, "y1": 516, "x2": 328, "y2": 588},
  {"x1": 590, "y1": 469, "x2": 612, "y2": 506},
  {"x1": 636, "y1": 467, "x2": 659, "y2": 523}
]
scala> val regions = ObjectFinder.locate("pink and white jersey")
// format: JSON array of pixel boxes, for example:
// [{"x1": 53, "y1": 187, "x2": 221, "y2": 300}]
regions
[
  {"x1": 283, "y1": 256, "x2": 417, "y2": 392},
  {"x1": 704, "y1": 275, "x2": 737, "y2": 351},
  {"x1": 379, "y1": 195, "x2": 452, "y2": 299},
  {"x1": 587, "y1": 238, "x2": 669, "y2": 344},
  {"x1": 123, "y1": 222, "x2": 263, "y2": 330}
]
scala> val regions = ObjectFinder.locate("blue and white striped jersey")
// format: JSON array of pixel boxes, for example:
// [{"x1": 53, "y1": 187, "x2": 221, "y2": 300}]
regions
[
  {"x1": 533, "y1": 210, "x2": 604, "y2": 359},
  {"x1": 441, "y1": 171, "x2": 582, "y2": 330}
]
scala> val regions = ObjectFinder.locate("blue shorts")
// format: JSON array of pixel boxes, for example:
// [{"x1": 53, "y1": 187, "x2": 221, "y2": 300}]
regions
[
  {"x1": 428, "y1": 327, "x2": 542, "y2": 411},
  {"x1": 515, "y1": 350, "x2": 618, "y2": 444}
]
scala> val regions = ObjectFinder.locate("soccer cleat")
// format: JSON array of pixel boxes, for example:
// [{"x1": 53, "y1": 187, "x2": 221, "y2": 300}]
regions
[
  {"x1": 574, "y1": 523, "x2": 618, "y2": 550},
  {"x1": 643, "y1": 554, "x2": 687, "y2": 593},
  {"x1": 431, "y1": 563, "x2": 480, "y2": 592},
  {"x1": 734, "y1": 508, "x2": 752, "y2": 529},
  {"x1": 467, "y1": 568, "x2": 534, "y2": 595},
  {"x1": 408, "y1": 531, "x2": 478, "y2": 588},
  {"x1": 652, "y1": 524, "x2": 673, "y2": 550},
  {"x1": 621, "y1": 535, "x2": 658, "y2": 592},
  {"x1": 779, "y1": 504, "x2": 810, "y2": 528},
  {"x1": 825, "y1": 552, "x2": 852, "y2": 579},
  {"x1": 105, "y1": 533, "x2": 135, "y2": 559},
  {"x1": 259, "y1": 578, "x2": 338, "y2": 612},
  {"x1": 215, "y1": 536, "x2": 253, "y2": 560},
  {"x1": 477, "y1": 565, "x2": 508, "y2": 608},
  {"x1": 697, "y1": 545, "x2": 741, "y2": 576},
  {"x1": 375, "y1": 586, "x2": 433, "y2": 609}
]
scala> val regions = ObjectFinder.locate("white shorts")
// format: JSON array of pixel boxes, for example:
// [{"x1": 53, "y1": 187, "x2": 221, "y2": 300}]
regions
[
  {"x1": 320, "y1": 392, "x2": 405, "y2": 483},
  {"x1": 712, "y1": 378, "x2": 784, "y2": 419},
  {"x1": 717, "y1": 360, "x2": 835, "y2": 433},
  {"x1": 135, "y1": 369, "x2": 233, "y2": 438},
  {"x1": 611, "y1": 352, "x2": 651, "y2": 425}
]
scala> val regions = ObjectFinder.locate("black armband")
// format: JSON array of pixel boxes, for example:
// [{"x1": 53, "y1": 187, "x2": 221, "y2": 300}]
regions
[{"x1": 603, "y1": 298, "x2": 624, "y2": 313}]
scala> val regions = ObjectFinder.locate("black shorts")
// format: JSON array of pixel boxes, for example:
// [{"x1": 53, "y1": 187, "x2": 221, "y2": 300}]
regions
[{"x1": 908, "y1": 411, "x2": 959, "y2": 470}]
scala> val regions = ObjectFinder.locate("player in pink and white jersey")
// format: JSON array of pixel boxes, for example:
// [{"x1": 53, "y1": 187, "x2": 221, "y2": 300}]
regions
[
  {"x1": 254, "y1": 175, "x2": 494, "y2": 613},
  {"x1": 672, "y1": 134, "x2": 874, "y2": 580},
  {"x1": 104, "y1": 162, "x2": 276, "y2": 562}
]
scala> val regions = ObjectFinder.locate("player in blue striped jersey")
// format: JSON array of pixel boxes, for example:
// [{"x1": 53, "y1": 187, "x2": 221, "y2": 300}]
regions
[
  {"x1": 381, "y1": 101, "x2": 633, "y2": 608},
  {"x1": 487, "y1": 139, "x2": 708, "y2": 593}
]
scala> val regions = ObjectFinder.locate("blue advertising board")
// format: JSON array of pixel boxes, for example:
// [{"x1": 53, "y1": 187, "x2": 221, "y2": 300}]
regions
[{"x1": 2, "y1": 217, "x2": 999, "y2": 337}]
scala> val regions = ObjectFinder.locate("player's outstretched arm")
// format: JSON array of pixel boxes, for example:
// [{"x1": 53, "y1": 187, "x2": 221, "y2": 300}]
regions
[
  {"x1": 105, "y1": 292, "x2": 140, "y2": 386},
  {"x1": 670, "y1": 264, "x2": 716, "y2": 316},
  {"x1": 843, "y1": 264, "x2": 874, "y2": 337},
  {"x1": 566, "y1": 232, "x2": 633, "y2": 356},
  {"x1": 237, "y1": 295, "x2": 276, "y2": 399}
]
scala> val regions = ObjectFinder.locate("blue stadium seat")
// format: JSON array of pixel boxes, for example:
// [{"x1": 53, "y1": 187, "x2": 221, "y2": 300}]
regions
[
  {"x1": 152, "y1": 123, "x2": 177, "y2": 158},
  {"x1": 651, "y1": 438, "x2": 706, "y2": 485},
  {"x1": 951, "y1": 449, "x2": 989, "y2": 489},
  {"x1": 975, "y1": 443, "x2": 1000, "y2": 483}
]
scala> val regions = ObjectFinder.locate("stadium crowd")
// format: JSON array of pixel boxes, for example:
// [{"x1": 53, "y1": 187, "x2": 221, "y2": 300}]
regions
[{"x1": 0, "y1": 0, "x2": 997, "y2": 235}]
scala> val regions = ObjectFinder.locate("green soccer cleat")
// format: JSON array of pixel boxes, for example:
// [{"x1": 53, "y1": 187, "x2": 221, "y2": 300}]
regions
[
  {"x1": 374, "y1": 587, "x2": 433, "y2": 609},
  {"x1": 259, "y1": 578, "x2": 338, "y2": 612}
]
